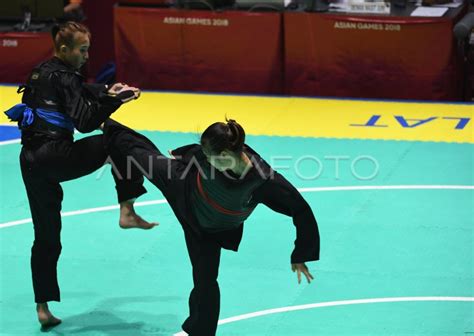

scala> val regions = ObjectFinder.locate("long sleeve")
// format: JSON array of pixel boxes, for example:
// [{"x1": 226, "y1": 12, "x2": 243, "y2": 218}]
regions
[
  {"x1": 52, "y1": 72, "x2": 123, "y2": 133},
  {"x1": 254, "y1": 172, "x2": 320, "y2": 264}
]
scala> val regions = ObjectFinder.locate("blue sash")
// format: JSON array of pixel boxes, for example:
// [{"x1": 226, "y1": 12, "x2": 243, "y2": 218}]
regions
[{"x1": 4, "y1": 104, "x2": 74, "y2": 132}]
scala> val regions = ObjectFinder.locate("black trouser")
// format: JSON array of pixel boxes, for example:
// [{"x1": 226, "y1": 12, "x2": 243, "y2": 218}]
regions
[
  {"x1": 104, "y1": 119, "x2": 222, "y2": 336},
  {"x1": 181, "y1": 230, "x2": 221, "y2": 336},
  {"x1": 20, "y1": 134, "x2": 146, "y2": 303}
]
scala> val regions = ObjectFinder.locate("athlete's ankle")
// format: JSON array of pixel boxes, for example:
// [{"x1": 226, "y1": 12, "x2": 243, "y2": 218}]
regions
[{"x1": 120, "y1": 198, "x2": 136, "y2": 216}]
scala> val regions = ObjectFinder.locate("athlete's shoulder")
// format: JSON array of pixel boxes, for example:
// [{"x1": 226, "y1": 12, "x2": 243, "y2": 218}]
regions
[
  {"x1": 170, "y1": 144, "x2": 205, "y2": 162},
  {"x1": 40, "y1": 58, "x2": 82, "y2": 85},
  {"x1": 244, "y1": 145, "x2": 274, "y2": 180},
  {"x1": 38, "y1": 57, "x2": 74, "y2": 73}
]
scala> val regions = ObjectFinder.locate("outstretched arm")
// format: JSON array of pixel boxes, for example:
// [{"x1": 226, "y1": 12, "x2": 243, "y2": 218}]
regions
[{"x1": 254, "y1": 172, "x2": 320, "y2": 283}]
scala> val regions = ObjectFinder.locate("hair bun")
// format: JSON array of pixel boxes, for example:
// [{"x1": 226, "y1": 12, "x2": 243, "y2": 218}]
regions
[
  {"x1": 225, "y1": 118, "x2": 244, "y2": 152},
  {"x1": 201, "y1": 119, "x2": 246, "y2": 155}
]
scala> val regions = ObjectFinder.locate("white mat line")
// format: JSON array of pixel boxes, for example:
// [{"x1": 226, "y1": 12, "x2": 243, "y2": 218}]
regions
[
  {"x1": 1, "y1": 185, "x2": 472, "y2": 229},
  {"x1": 173, "y1": 296, "x2": 474, "y2": 335}
]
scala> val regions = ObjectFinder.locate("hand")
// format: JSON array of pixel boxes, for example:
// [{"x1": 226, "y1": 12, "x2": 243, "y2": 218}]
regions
[
  {"x1": 291, "y1": 263, "x2": 314, "y2": 284},
  {"x1": 130, "y1": 87, "x2": 141, "y2": 99},
  {"x1": 108, "y1": 83, "x2": 141, "y2": 103},
  {"x1": 107, "y1": 83, "x2": 128, "y2": 95},
  {"x1": 120, "y1": 87, "x2": 140, "y2": 102}
]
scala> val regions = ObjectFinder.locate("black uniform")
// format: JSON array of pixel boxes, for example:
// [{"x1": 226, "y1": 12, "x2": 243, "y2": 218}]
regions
[
  {"x1": 10, "y1": 57, "x2": 146, "y2": 303},
  {"x1": 103, "y1": 119, "x2": 320, "y2": 336}
]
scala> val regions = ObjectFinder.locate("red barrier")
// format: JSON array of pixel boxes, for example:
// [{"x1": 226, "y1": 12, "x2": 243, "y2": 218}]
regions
[
  {"x1": 284, "y1": 11, "x2": 465, "y2": 101},
  {"x1": 0, "y1": 32, "x2": 53, "y2": 84},
  {"x1": 114, "y1": 7, "x2": 284, "y2": 93},
  {"x1": 82, "y1": 0, "x2": 118, "y2": 79}
]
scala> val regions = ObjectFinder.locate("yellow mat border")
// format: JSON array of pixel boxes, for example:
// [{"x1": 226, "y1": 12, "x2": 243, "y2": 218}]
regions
[{"x1": 1, "y1": 86, "x2": 473, "y2": 143}]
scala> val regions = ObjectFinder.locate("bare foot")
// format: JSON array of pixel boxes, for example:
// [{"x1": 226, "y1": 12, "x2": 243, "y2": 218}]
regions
[
  {"x1": 119, "y1": 212, "x2": 158, "y2": 230},
  {"x1": 37, "y1": 303, "x2": 61, "y2": 329},
  {"x1": 119, "y1": 199, "x2": 158, "y2": 230}
]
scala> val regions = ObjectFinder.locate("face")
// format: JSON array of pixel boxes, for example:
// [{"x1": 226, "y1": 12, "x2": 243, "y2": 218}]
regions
[
  {"x1": 59, "y1": 32, "x2": 90, "y2": 70},
  {"x1": 203, "y1": 149, "x2": 237, "y2": 172}
]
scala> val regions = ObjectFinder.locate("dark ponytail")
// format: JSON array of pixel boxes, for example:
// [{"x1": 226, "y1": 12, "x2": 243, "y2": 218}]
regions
[{"x1": 201, "y1": 118, "x2": 245, "y2": 155}]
